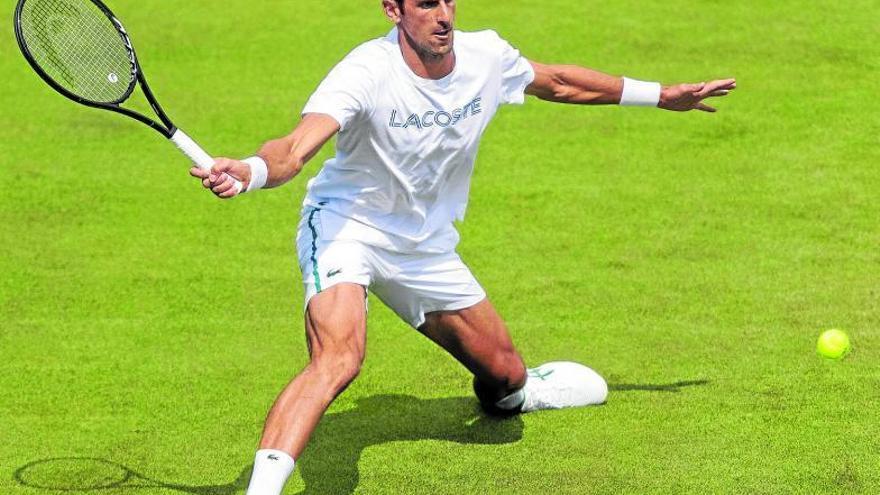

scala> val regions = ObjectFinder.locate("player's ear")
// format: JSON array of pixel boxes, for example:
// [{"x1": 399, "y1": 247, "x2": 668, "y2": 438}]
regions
[{"x1": 382, "y1": 0, "x2": 402, "y2": 24}]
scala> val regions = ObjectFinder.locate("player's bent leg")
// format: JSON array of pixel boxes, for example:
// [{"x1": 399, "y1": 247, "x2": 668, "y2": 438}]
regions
[
  {"x1": 420, "y1": 298, "x2": 527, "y2": 415},
  {"x1": 246, "y1": 283, "x2": 367, "y2": 495},
  {"x1": 420, "y1": 298, "x2": 608, "y2": 416}
]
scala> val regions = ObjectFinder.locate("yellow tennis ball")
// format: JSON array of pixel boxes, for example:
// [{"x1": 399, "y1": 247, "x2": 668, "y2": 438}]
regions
[{"x1": 816, "y1": 329, "x2": 851, "y2": 360}]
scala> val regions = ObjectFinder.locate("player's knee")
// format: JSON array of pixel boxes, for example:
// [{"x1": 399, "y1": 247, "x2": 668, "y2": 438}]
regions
[{"x1": 310, "y1": 348, "x2": 363, "y2": 393}]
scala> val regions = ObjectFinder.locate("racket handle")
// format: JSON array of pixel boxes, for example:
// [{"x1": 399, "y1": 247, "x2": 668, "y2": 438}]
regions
[{"x1": 170, "y1": 128, "x2": 243, "y2": 195}]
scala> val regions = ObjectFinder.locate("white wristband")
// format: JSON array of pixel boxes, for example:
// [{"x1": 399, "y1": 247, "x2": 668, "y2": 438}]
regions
[
  {"x1": 242, "y1": 156, "x2": 268, "y2": 192},
  {"x1": 620, "y1": 77, "x2": 662, "y2": 107}
]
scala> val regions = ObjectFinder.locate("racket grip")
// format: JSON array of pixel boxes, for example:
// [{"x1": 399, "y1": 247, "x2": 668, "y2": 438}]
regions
[{"x1": 170, "y1": 128, "x2": 243, "y2": 195}]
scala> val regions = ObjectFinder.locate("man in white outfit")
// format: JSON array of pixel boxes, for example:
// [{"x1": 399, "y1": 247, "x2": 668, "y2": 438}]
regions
[{"x1": 190, "y1": 1, "x2": 736, "y2": 493}]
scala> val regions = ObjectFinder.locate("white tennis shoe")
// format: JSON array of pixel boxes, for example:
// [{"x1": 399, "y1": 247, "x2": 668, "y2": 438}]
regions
[{"x1": 521, "y1": 361, "x2": 608, "y2": 412}]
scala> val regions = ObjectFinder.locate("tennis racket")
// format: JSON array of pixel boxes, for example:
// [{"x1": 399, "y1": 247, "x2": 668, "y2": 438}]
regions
[{"x1": 14, "y1": 0, "x2": 242, "y2": 193}]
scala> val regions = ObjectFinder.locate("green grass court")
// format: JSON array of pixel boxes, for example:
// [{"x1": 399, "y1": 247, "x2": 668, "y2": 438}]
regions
[{"x1": 2, "y1": 0, "x2": 879, "y2": 493}]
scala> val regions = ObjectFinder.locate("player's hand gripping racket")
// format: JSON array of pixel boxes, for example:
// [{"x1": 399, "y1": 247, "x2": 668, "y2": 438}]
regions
[{"x1": 14, "y1": 0, "x2": 242, "y2": 194}]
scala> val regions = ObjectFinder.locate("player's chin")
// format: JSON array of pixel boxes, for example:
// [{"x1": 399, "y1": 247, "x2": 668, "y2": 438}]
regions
[{"x1": 430, "y1": 41, "x2": 453, "y2": 56}]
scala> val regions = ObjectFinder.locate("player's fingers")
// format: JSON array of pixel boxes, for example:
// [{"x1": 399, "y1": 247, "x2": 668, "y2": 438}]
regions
[
  {"x1": 190, "y1": 166, "x2": 208, "y2": 179},
  {"x1": 702, "y1": 79, "x2": 736, "y2": 95},
  {"x1": 713, "y1": 78, "x2": 737, "y2": 88},
  {"x1": 211, "y1": 159, "x2": 234, "y2": 176},
  {"x1": 202, "y1": 178, "x2": 212, "y2": 189},
  {"x1": 696, "y1": 102, "x2": 717, "y2": 113},
  {"x1": 216, "y1": 177, "x2": 241, "y2": 198},
  {"x1": 212, "y1": 176, "x2": 234, "y2": 195},
  {"x1": 685, "y1": 82, "x2": 706, "y2": 93},
  {"x1": 207, "y1": 161, "x2": 225, "y2": 183},
  {"x1": 209, "y1": 172, "x2": 231, "y2": 187},
  {"x1": 707, "y1": 89, "x2": 730, "y2": 98},
  {"x1": 217, "y1": 186, "x2": 239, "y2": 199}
]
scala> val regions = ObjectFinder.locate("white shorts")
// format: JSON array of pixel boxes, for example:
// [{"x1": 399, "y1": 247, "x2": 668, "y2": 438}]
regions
[{"x1": 295, "y1": 208, "x2": 486, "y2": 328}]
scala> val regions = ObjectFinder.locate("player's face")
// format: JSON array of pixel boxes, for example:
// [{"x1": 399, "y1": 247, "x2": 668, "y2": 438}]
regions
[{"x1": 396, "y1": 0, "x2": 456, "y2": 59}]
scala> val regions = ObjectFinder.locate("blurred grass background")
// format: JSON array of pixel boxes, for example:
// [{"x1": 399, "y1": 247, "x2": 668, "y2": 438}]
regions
[{"x1": 1, "y1": 0, "x2": 878, "y2": 493}]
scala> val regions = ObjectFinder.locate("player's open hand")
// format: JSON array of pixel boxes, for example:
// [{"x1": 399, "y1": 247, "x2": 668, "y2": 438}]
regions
[
  {"x1": 189, "y1": 158, "x2": 251, "y2": 199},
  {"x1": 659, "y1": 78, "x2": 736, "y2": 113}
]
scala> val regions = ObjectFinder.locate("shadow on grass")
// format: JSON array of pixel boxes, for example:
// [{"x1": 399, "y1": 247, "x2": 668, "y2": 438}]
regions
[
  {"x1": 12, "y1": 456, "x2": 251, "y2": 494},
  {"x1": 608, "y1": 379, "x2": 710, "y2": 392},
  {"x1": 13, "y1": 394, "x2": 523, "y2": 494},
  {"x1": 15, "y1": 385, "x2": 705, "y2": 493},
  {"x1": 297, "y1": 394, "x2": 523, "y2": 493}
]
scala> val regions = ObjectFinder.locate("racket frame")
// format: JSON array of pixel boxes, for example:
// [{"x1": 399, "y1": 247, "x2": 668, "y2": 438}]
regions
[
  {"x1": 14, "y1": 0, "x2": 243, "y2": 193},
  {"x1": 14, "y1": 0, "x2": 178, "y2": 138}
]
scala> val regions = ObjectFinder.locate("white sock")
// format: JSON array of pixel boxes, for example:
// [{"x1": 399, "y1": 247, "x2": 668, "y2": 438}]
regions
[
  {"x1": 494, "y1": 388, "x2": 526, "y2": 411},
  {"x1": 245, "y1": 449, "x2": 296, "y2": 495}
]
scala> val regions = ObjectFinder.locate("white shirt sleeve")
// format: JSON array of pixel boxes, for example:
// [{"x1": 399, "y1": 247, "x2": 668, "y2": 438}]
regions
[
  {"x1": 496, "y1": 33, "x2": 535, "y2": 105},
  {"x1": 302, "y1": 48, "x2": 377, "y2": 130}
]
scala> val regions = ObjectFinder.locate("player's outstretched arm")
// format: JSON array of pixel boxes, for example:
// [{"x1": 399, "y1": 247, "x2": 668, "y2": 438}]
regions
[
  {"x1": 190, "y1": 113, "x2": 340, "y2": 199},
  {"x1": 525, "y1": 61, "x2": 735, "y2": 112}
]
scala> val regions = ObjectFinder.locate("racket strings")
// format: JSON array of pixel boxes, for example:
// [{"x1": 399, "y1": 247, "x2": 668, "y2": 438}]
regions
[{"x1": 19, "y1": 0, "x2": 135, "y2": 104}]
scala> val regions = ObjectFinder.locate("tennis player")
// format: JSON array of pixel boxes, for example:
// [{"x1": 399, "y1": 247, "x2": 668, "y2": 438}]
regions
[{"x1": 190, "y1": 1, "x2": 735, "y2": 493}]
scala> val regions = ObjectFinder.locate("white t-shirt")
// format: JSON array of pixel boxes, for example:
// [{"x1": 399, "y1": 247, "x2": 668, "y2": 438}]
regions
[{"x1": 301, "y1": 27, "x2": 535, "y2": 253}]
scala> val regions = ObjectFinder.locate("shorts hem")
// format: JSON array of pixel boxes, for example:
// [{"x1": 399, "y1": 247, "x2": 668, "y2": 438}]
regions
[
  {"x1": 411, "y1": 292, "x2": 488, "y2": 329},
  {"x1": 303, "y1": 278, "x2": 371, "y2": 313}
]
